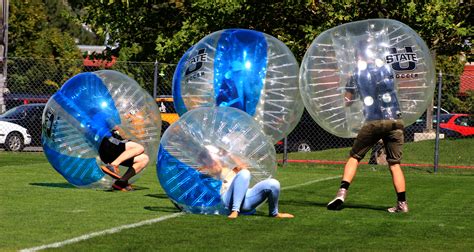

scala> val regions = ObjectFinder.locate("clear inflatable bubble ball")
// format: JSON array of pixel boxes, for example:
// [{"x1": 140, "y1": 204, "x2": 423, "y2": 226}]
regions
[
  {"x1": 300, "y1": 19, "x2": 435, "y2": 138},
  {"x1": 173, "y1": 29, "x2": 304, "y2": 143},
  {"x1": 157, "y1": 106, "x2": 276, "y2": 214},
  {"x1": 42, "y1": 70, "x2": 161, "y2": 188}
]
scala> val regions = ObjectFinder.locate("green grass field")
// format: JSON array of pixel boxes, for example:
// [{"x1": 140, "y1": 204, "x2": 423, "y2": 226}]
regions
[{"x1": 1, "y1": 138, "x2": 474, "y2": 251}]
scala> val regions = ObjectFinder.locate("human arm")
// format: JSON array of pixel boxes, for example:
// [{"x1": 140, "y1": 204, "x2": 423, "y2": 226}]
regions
[
  {"x1": 227, "y1": 153, "x2": 249, "y2": 172},
  {"x1": 344, "y1": 74, "x2": 357, "y2": 107}
]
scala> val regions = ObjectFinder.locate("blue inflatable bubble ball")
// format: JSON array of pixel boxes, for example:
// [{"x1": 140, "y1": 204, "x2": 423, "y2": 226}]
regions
[
  {"x1": 42, "y1": 70, "x2": 162, "y2": 188},
  {"x1": 300, "y1": 19, "x2": 435, "y2": 138},
  {"x1": 173, "y1": 28, "x2": 304, "y2": 143},
  {"x1": 157, "y1": 106, "x2": 277, "y2": 214}
]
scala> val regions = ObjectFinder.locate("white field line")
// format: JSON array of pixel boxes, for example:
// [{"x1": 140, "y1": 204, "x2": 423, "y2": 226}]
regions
[
  {"x1": 281, "y1": 176, "x2": 339, "y2": 191},
  {"x1": 19, "y1": 213, "x2": 184, "y2": 252},
  {"x1": 19, "y1": 176, "x2": 339, "y2": 252}
]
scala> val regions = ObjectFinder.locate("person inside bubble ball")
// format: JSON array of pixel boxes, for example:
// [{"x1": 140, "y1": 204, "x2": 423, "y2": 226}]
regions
[
  {"x1": 327, "y1": 39, "x2": 408, "y2": 213},
  {"x1": 99, "y1": 111, "x2": 149, "y2": 192},
  {"x1": 197, "y1": 145, "x2": 294, "y2": 219}
]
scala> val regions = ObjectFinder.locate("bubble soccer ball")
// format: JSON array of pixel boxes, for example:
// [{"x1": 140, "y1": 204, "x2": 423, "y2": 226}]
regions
[
  {"x1": 300, "y1": 19, "x2": 435, "y2": 138},
  {"x1": 173, "y1": 28, "x2": 304, "y2": 143},
  {"x1": 42, "y1": 70, "x2": 161, "y2": 188},
  {"x1": 157, "y1": 106, "x2": 276, "y2": 214}
]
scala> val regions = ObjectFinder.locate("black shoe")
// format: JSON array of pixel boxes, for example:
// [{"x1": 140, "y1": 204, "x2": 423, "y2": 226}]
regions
[{"x1": 112, "y1": 181, "x2": 133, "y2": 191}]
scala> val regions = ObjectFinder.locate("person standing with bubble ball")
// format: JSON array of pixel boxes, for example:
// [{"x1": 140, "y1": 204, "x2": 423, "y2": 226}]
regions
[
  {"x1": 197, "y1": 145, "x2": 294, "y2": 219},
  {"x1": 300, "y1": 19, "x2": 435, "y2": 214},
  {"x1": 327, "y1": 38, "x2": 408, "y2": 213}
]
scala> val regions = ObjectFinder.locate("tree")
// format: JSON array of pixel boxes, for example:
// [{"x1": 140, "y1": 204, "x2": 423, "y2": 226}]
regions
[
  {"x1": 74, "y1": 1, "x2": 474, "y2": 111},
  {"x1": 8, "y1": 0, "x2": 83, "y2": 94}
]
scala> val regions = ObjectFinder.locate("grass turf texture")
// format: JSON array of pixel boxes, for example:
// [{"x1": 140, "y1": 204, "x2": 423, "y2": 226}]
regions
[
  {"x1": 280, "y1": 138, "x2": 474, "y2": 167},
  {"x1": 0, "y1": 138, "x2": 473, "y2": 251}
]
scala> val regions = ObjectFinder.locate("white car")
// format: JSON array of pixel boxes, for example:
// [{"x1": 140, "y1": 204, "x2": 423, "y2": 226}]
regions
[{"x1": 0, "y1": 121, "x2": 32, "y2": 151}]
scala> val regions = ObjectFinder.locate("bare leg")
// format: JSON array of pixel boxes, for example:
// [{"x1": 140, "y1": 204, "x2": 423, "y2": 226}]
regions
[
  {"x1": 110, "y1": 142, "x2": 144, "y2": 168},
  {"x1": 388, "y1": 163, "x2": 405, "y2": 193},
  {"x1": 131, "y1": 153, "x2": 149, "y2": 174},
  {"x1": 342, "y1": 157, "x2": 360, "y2": 183},
  {"x1": 327, "y1": 157, "x2": 359, "y2": 210},
  {"x1": 387, "y1": 163, "x2": 409, "y2": 213}
]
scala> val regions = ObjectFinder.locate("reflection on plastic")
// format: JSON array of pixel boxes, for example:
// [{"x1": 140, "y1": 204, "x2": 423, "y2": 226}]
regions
[
  {"x1": 157, "y1": 107, "x2": 276, "y2": 214},
  {"x1": 300, "y1": 19, "x2": 435, "y2": 138},
  {"x1": 173, "y1": 29, "x2": 304, "y2": 143}
]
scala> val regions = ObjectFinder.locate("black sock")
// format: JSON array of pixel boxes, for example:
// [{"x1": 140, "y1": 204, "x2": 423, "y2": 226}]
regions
[
  {"x1": 117, "y1": 167, "x2": 137, "y2": 185},
  {"x1": 340, "y1": 180, "x2": 351, "y2": 190},
  {"x1": 114, "y1": 180, "x2": 128, "y2": 187},
  {"x1": 397, "y1": 191, "x2": 406, "y2": 202}
]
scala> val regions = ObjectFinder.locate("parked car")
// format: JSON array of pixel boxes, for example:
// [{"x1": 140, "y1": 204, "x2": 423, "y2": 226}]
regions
[
  {"x1": 404, "y1": 107, "x2": 450, "y2": 142},
  {"x1": 0, "y1": 103, "x2": 45, "y2": 146},
  {"x1": 276, "y1": 107, "x2": 454, "y2": 152},
  {"x1": 438, "y1": 114, "x2": 474, "y2": 137},
  {"x1": 275, "y1": 110, "x2": 354, "y2": 153},
  {"x1": 156, "y1": 96, "x2": 179, "y2": 135},
  {"x1": 0, "y1": 121, "x2": 32, "y2": 151}
]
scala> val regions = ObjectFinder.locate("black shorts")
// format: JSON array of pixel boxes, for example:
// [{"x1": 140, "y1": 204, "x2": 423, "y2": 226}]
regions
[
  {"x1": 350, "y1": 120, "x2": 404, "y2": 164},
  {"x1": 99, "y1": 136, "x2": 134, "y2": 168}
]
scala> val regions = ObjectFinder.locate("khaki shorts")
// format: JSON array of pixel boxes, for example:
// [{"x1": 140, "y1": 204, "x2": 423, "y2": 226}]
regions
[{"x1": 350, "y1": 120, "x2": 404, "y2": 164}]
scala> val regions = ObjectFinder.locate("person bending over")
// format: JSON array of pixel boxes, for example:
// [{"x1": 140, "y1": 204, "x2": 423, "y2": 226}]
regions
[{"x1": 99, "y1": 126, "x2": 149, "y2": 191}]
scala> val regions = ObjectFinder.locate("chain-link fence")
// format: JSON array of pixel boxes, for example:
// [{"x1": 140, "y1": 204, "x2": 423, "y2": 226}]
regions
[
  {"x1": 0, "y1": 58, "x2": 472, "y2": 168},
  {"x1": 0, "y1": 58, "x2": 175, "y2": 150}
]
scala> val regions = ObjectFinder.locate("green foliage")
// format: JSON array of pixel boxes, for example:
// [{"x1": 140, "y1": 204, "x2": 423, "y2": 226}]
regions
[
  {"x1": 8, "y1": 0, "x2": 83, "y2": 94},
  {"x1": 435, "y1": 54, "x2": 471, "y2": 113},
  {"x1": 76, "y1": 1, "x2": 472, "y2": 111},
  {"x1": 79, "y1": 1, "x2": 471, "y2": 61},
  {"x1": 9, "y1": 0, "x2": 83, "y2": 59},
  {"x1": 9, "y1": 1, "x2": 473, "y2": 110}
]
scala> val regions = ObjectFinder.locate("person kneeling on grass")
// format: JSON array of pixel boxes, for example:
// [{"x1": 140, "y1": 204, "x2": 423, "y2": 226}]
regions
[
  {"x1": 198, "y1": 147, "x2": 293, "y2": 219},
  {"x1": 99, "y1": 126, "x2": 149, "y2": 191}
]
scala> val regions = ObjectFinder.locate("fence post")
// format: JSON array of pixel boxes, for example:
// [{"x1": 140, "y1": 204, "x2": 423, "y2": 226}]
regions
[
  {"x1": 282, "y1": 136, "x2": 288, "y2": 165},
  {"x1": 153, "y1": 60, "x2": 158, "y2": 99},
  {"x1": 434, "y1": 70, "x2": 442, "y2": 173},
  {"x1": 0, "y1": 0, "x2": 9, "y2": 113}
]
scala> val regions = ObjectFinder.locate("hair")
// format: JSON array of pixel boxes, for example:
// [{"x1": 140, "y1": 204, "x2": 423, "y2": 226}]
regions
[{"x1": 197, "y1": 150, "x2": 215, "y2": 166}]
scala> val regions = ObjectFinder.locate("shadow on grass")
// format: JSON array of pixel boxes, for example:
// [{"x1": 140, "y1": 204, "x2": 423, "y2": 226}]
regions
[
  {"x1": 144, "y1": 206, "x2": 182, "y2": 213},
  {"x1": 280, "y1": 199, "x2": 388, "y2": 212},
  {"x1": 100, "y1": 185, "x2": 149, "y2": 192},
  {"x1": 29, "y1": 182, "x2": 75, "y2": 189},
  {"x1": 144, "y1": 194, "x2": 183, "y2": 213},
  {"x1": 144, "y1": 193, "x2": 170, "y2": 199}
]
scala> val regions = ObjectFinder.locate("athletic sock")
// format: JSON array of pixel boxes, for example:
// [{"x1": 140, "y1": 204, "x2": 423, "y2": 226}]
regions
[
  {"x1": 340, "y1": 180, "x2": 351, "y2": 190},
  {"x1": 117, "y1": 167, "x2": 137, "y2": 185},
  {"x1": 114, "y1": 179, "x2": 128, "y2": 188},
  {"x1": 397, "y1": 191, "x2": 406, "y2": 202}
]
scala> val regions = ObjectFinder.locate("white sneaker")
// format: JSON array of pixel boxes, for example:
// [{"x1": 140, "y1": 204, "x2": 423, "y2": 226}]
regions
[
  {"x1": 388, "y1": 201, "x2": 409, "y2": 213},
  {"x1": 327, "y1": 188, "x2": 348, "y2": 211}
]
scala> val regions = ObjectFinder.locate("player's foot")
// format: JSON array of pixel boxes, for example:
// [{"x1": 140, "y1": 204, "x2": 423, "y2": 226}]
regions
[
  {"x1": 112, "y1": 182, "x2": 133, "y2": 192},
  {"x1": 327, "y1": 188, "x2": 348, "y2": 211},
  {"x1": 100, "y1": 164, "x2": 121, "y2": 180},
  {"x1": 274, "y1": 213, "x2": 294, "y2": 218},
  {"x1": 388, "y1": 201, "x2": 409, "y2": 213},
  {"x1": 228, "y1": 211, "x2": 239, "y2": 219}
]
